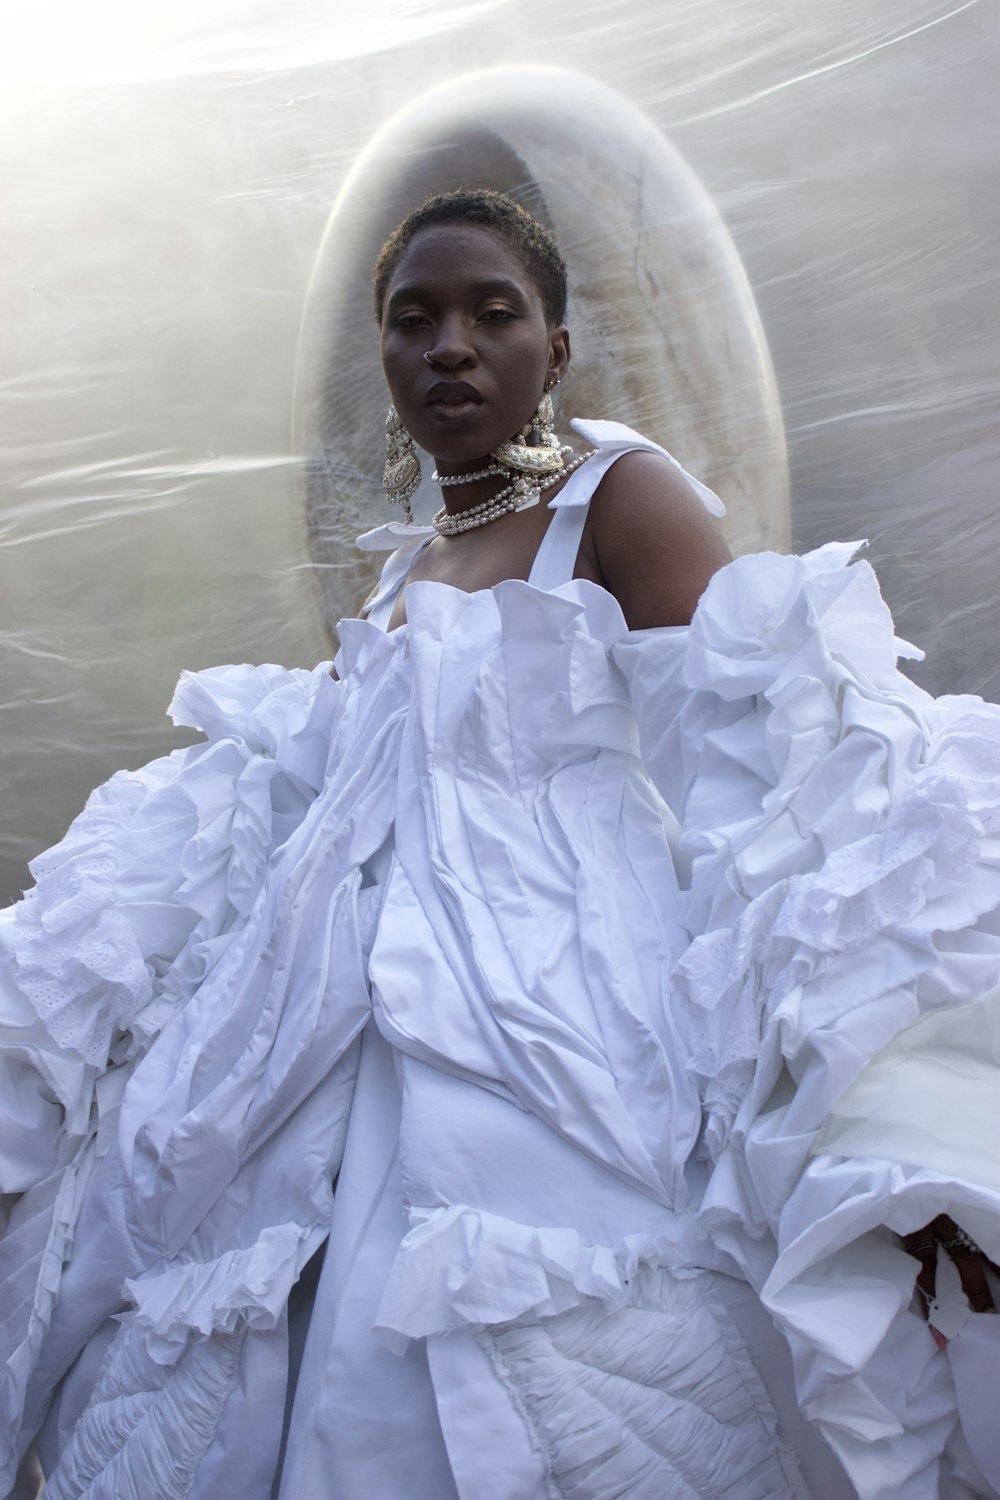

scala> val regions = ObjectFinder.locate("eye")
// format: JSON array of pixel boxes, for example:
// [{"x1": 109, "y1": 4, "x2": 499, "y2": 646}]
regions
[
  {"x1": 479, "y1": 306, "x2": 517, "y2": 322},
  {"x1": 392, "y1": 310, "x2": 431, "y2": 329}
]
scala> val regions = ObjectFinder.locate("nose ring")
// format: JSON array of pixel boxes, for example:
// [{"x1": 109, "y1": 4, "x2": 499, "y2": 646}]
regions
[{"x1": 422, "y1": 351, "x2": 436, "y2": 366}]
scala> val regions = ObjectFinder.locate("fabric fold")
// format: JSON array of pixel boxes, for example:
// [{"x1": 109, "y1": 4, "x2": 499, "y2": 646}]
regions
[
  {"x1": 124, "y1": 1221, "x2": 323, "y2": 1354},
  {"x1": 7, "y1": 660, "x2": 341, "y2": 1086},
  {"x1": 4, "y1": 421, "x2": 1000, "y2": 1499},
  {"x1": 374, "y1": 1203, "x2": 697, "y2": 1352}
]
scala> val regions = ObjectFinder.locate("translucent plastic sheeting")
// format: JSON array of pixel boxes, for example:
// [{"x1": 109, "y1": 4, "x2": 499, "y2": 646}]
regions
[{"x1": 2, "y1": 0, "x2": 998, "y2": 903}]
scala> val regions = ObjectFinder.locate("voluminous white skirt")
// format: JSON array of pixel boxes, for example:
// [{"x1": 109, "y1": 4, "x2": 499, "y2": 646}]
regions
[{"x1": 277, "y1": 1022, "x2": 851, "y2": 1500}]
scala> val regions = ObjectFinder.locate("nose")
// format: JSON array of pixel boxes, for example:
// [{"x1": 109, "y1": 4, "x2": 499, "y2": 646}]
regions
[{"x1": 424, "y1": 314, "x2": 475, "y2": 370}]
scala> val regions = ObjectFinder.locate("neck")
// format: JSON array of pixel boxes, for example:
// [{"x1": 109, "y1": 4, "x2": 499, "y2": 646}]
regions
[
  {"x1": 431, "y1": 447, "x2": 590, "y2": 538},
  {"x1": 433, "y1": 455, "x2": 510, "y2": 515},
  {"x1": 433, "y1": 437, "x2": 573, "y2": 515}
]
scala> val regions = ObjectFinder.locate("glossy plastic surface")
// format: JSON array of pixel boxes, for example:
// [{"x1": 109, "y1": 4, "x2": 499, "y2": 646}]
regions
[{"x1": 2, "y1": 0, "x2": 998, "y2": 899}]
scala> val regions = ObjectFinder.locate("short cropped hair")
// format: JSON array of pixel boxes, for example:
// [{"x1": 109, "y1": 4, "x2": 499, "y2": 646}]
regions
[{"x1": 373, "y1": 189, "x2": 567, "y2": 327}]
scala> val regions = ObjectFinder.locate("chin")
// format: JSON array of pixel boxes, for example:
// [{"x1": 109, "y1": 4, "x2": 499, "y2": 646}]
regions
[{"x1": 420, "y1": 423, "x2": 504, "y2": 467}]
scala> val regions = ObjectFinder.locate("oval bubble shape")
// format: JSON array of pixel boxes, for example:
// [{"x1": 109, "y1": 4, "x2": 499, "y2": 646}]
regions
[{"x1": 295, "y1": 65, "x2": 790, "y2": 632}]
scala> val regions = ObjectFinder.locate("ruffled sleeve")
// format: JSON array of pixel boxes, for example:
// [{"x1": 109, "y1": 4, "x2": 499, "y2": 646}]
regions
[
  {"x1": 0, "y1": 660, "x2": 338, "y2": 1189},
  {"x1": 0, "y1": 661, "x2": 344, "y2": 1496},
  {"x1": 619, "y1": 542, "x2": 1000, "y2": 1493}
]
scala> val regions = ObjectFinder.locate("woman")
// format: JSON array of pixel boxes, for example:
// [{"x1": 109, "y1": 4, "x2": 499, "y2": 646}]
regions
[
  {"x1": 370, "y1": 194, "x2": 729, "y2": 629},
  {"x1": 1, "y1": 190, "x2": 998, "y2": 1500}
]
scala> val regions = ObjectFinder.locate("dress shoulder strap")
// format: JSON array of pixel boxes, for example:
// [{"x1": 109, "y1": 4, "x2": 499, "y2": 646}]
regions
[
  {"x1": 527, "y1": 419, "x2": 725, "y2": 593},
  {"x1": 354, "y1": 421, "x2": 726, "y2": 617},
  {"x1": 359, "y1": 531, "x2": 433, "y2": 631}
]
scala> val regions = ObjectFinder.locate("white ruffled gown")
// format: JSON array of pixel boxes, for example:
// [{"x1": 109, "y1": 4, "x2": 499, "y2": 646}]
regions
[{"x1": 2, "y1": 421, "x2": 999, "y2": 1500}]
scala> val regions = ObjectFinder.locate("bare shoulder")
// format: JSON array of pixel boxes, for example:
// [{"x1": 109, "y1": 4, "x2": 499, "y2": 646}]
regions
[{"x1": 585, "y1": 448, "x2": 732, "y2": 628}]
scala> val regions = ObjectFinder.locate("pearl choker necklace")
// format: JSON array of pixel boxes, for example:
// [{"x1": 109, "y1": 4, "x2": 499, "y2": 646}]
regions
[
  {"x1": 432, "y1": 451, "x2": 593, "y2": 536},
  {"x1": 432, "y1": 445, "x2": 572, "y2": 488},
  {"x1": 432, "y1": 462, "x2": 505, "y2": 486}
]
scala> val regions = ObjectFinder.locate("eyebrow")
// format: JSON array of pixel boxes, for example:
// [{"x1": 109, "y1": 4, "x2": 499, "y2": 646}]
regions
[{"x1": 385, "y1": 277, "x2": 527, "y2": 311}]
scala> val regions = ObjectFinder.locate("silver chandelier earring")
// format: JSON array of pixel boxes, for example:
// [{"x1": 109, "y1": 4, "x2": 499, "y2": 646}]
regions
[
  {"x1": 383, "y1": 406, "x2": 420, "y2": 523},
  {"x1": 492, "y1": 387, "x2": 565, "y2": 478}
]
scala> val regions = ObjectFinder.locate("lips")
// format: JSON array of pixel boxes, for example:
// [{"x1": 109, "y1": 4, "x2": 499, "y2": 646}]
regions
[{"x1": 424, "y1": 380, "x2": 483, "y2": 409}]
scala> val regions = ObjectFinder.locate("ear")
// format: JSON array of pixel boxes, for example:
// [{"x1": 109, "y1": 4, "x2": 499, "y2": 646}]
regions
[{"x1": 546, "y1": 325, "x2": 571, "y2": 388}]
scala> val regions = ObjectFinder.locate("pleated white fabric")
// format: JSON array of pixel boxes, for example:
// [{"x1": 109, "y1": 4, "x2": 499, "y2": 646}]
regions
[{"x1": 1, "y1": 422, "x2": 999, "y2": 1499}]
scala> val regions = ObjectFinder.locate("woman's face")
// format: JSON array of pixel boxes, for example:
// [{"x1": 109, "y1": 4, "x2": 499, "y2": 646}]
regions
[{"x1": 379, "y1": 223, "x2": 569, "y2": 470}]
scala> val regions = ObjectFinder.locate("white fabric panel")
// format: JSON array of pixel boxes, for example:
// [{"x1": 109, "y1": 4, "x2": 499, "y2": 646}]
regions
[{"x1": 2, "y1": 425, "x2": 1000, "y2": 1496}]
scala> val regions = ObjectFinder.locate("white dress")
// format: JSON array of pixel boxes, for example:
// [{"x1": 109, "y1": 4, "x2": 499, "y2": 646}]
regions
[{"x1": 2, "y1": 421, "x2": 999, "y2": 1500}]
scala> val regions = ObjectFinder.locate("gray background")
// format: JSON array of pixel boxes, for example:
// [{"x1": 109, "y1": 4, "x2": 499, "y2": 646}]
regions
[{"x1": 2, "y1": 0, "x2": 998, "y2": 900}]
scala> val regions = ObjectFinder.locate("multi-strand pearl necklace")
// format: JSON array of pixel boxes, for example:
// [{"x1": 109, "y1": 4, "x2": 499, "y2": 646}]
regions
[{"x1": 432, "y1": 451, "x2": 594, "y2": 536}]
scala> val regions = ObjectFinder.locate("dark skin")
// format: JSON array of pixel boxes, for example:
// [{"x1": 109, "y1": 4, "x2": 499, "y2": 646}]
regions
[
  {"x1": 903, "y1": 1217, "x2": 999, "y2": 1336},
  {"x1": 374, "y1": 220, "x2": 995, "y2": 1331},
  {"x1": 378, "y1": 223, "x2": 731, "y2": 631}
]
